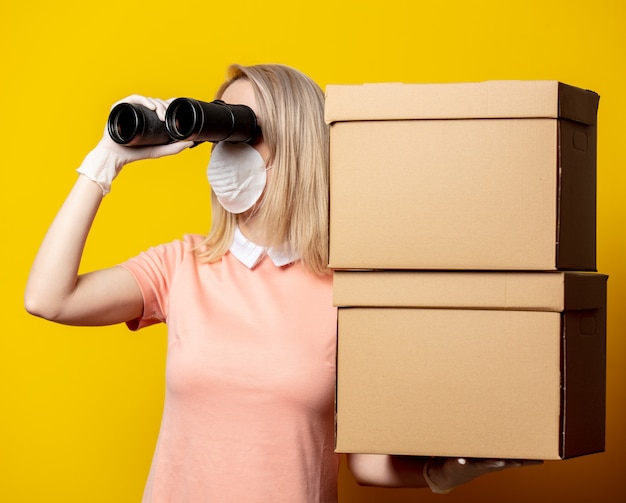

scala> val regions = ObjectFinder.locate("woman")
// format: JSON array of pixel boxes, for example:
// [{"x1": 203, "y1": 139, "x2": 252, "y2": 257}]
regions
[{"x1": 25, "y1": 63, "x2": 536, "y2": 502}]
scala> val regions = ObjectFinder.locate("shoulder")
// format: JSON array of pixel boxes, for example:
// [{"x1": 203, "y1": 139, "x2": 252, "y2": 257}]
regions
[
  {"x1": 150, "y1": 233, "x2": 206, "y2": 256},
  {"x1": 181, "y1": 233, "x2": 208, "y2": 253},
  {"x1": 122, "y1": 234, "x2": 206, "y2": 271}
]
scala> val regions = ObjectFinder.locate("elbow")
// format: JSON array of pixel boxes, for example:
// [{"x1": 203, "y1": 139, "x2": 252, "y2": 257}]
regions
[
  {"x1": 24, "y1": 288, "x2": 62, "y2": 322},
  {"x1": 24, "y1": 294, "x2": 48, "y2": 320}
]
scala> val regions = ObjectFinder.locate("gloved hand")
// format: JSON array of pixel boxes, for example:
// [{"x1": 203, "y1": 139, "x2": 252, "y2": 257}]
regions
[
  {"x1": 423, "y1": 457, "x2": 543, "y2": 494},
  {"x1": 77, "y1": 95, "x2": 194, "y2": 195}
]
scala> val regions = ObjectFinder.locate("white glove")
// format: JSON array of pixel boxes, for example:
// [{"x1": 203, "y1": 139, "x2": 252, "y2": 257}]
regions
[
  {"x1": 423, "y1": 457, "x2": 543, "y2": 494},
  {"x1": 77, "y1": 95, "x2": 194, "y2": 195}
]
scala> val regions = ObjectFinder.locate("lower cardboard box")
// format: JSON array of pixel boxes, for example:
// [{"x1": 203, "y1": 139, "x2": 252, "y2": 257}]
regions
[{"x1": 333, "y1": 271, "x2": 608, "y2": 460}]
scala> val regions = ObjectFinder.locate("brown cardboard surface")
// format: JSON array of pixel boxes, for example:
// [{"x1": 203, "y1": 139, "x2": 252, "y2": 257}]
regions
[
  {"x1": 334, "y1": 271, "x2": 607, "y2": 460},
  {"x1": 333, "y1": 270, "x2": 604, "y2": 311},
  {"x1": 326, "y1": 81, "x2": 599, "y2": 271},
  {"x1": 325, "y1": 81, "x2": 599, "y2": 124}
]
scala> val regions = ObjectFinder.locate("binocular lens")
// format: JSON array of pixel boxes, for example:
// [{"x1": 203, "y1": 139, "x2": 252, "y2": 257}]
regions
[
  {"x1": 107, "y1": 103, "x2": 171, "y2": 146},
  {"x1": 166, "y1": 99, "x2": 199, "y2": 140},
  {"x1": 108, "y1": 103, "x2": 140, "y2": 144}
]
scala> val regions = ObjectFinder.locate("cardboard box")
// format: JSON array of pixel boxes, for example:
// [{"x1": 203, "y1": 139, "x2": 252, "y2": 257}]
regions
[
  {"x1": 325, "y1": 81, "x2": 599, "y2": 271},
  {"x1": 334, "y1": 271, "x2": 607, "y2": 460}
]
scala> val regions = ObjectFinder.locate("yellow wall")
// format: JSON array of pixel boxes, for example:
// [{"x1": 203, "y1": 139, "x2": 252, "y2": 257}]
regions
[{"x1": 2, "y1": 1, "x2": 624, "y2": 501}]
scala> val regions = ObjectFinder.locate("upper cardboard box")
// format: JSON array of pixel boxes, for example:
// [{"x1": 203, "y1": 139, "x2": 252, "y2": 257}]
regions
[{"x1": 326, "y1": 81, "x2": 600, "y2": 271}]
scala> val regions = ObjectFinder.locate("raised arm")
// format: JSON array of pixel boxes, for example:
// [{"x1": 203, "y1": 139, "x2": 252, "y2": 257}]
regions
[{"x1": 25, "y1": 96, "x2": 193, "y2": 326}]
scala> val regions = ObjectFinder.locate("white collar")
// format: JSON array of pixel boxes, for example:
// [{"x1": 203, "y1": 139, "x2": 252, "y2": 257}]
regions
[{"x1": 229, "y1": 227, "x2": 298, "y2": 269}]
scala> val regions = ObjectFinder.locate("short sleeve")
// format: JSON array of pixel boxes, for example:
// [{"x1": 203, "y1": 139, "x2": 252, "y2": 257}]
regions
[{"x1": 118, "y1": 238, "x2": 188, "y2": 330}]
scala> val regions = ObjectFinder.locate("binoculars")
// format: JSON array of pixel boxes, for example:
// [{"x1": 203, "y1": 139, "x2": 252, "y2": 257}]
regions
[{"x1": 107, "y1": 98, "x2": 259, "y2": 146}]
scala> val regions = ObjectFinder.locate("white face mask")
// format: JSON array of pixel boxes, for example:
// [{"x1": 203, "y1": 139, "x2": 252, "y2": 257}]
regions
[{"x1": 207, "y1": 142, "x2": 268, "y2": 214}]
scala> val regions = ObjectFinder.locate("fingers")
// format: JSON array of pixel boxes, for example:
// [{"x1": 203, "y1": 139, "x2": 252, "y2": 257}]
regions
[
  {"x1": 457, "y1": 458, "x2": 543, "y2": 474},
  {"x1": 152, "y1": 98, "x2": 171, "y2": 121},
  {"x1": 426, "y1": 456, "x2": 544, "y2": 494},
  {"x1": 465, "y1": 459, "x2": 507, "y2": 471},
  {"x1": 111, "y1": 95, "x2": 174, "y2": 121},
  {"x1": 513, "y1": 459, "x2": 544, "y2": 468}
]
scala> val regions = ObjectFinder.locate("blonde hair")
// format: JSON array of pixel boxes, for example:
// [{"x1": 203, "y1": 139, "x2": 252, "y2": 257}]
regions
[{"x1": 196, "y1": 64, "x2": 330, "y2": 276}]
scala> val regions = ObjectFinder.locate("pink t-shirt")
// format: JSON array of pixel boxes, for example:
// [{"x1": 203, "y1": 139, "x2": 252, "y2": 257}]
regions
[{"x1": 120, "y1": 234, "x2": 340, "y2": 503}]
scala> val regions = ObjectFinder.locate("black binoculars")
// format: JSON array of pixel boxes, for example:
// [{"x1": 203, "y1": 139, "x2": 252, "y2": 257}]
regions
[{"x1": 107, "y1": 98, "x2": 259, "y2": 146}]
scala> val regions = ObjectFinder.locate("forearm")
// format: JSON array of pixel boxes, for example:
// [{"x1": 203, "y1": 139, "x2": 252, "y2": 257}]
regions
[{"x1": 25, "y1": 174, "x2": 103, "y2": 320}]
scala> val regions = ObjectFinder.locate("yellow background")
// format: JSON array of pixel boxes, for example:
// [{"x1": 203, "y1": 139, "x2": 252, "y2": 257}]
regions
[{"x1": 2, "y1": 0, "x2": 624, "y2": 501}]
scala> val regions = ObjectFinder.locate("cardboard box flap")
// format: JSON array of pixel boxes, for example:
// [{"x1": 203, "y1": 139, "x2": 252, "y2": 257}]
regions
[
  {"x1": 333, "y1": 271, "x2": 608, "y2": 312},
  {"x1": 325, "y1": 80, "x2": 599, "y2": 125}
]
